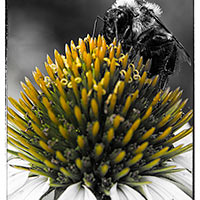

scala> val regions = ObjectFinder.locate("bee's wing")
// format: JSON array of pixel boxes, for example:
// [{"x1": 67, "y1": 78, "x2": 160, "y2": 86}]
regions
[
  {"x1": 150, "y1": 11, "x2": 192, "y2": 66},
  {"x1": 176, "y1": 41, "x2": 192, "y2": 66}
]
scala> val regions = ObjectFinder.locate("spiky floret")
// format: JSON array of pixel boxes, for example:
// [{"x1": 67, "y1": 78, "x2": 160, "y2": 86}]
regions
[{"x1": 8, "y1": 35, "x2": 193, "y2": 199}]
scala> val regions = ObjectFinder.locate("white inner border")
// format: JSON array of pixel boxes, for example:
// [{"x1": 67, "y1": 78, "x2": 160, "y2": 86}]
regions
[
  {"x1": 0, "y1": 0, "x2": 6, "y2": 199},
  {"x1": 194, "y1": 0, "x2": 200, "y2": 199},
  {"x1": 0, "y1": 0, "x2": 198, "y2": 199}
]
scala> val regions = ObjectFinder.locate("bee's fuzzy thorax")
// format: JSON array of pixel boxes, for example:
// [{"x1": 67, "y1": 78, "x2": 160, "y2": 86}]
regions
[
  {"x1": 144, "y1": 2, "x2": 163, "y2": 17},
  {"x1": 113, "y1": 0, "x2": 162, "y2": 17},
  {"x1": 113, "y1": 0, "x2": 139, "y2": 9}
]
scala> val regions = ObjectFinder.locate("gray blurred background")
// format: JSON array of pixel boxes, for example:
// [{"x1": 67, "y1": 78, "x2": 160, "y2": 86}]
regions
[{"x1": 7, "y1": 0, "x2": 193, "y2": 113}]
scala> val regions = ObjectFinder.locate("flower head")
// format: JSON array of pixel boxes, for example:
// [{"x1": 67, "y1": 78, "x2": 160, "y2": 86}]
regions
[{"x1": 8, "y1": 35, "x2": 193, "y2": 199}]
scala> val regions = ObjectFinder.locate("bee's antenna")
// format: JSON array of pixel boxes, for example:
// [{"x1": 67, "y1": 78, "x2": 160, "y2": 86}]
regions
[{"x1": 92, "y1": 16, "x2": 105, "y2": 38}]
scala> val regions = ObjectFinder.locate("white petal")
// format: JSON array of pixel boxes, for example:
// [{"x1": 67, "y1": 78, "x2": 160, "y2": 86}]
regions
[
  {"x1": 110, "y1": 183, "x2": 125, "y2": 200},
  {"x1": 8, "y1": 157, "x2": 30, "y2": 168},
  {"x1": 172, "y1": 151, "x2": 192, "y2": 171},
  {"x1": 119, "y1": 184, "x2": 145, "y2": 200},
  {"x1": 164, "y1": 161, "x2": 192, "y2": 193},
  {"x1": 8, "y1": 169, "x2": 29, "y2": 196},
  {"x1": 142, "y1": 184, "x2": 164, "y2": 200},
  {"x1": 165, "y1": 147, "x2": 192, "y2": 172},
  {"x1": 162, "y1": 170, "x2": 192, "y2": 197},
  {"x1": 172, "y1": 122, "x2": 193, "y2": 171},
  {"x1": 143, "y1": 176, "x2": 192, "y2": 200},
  {"x1": 118, "y1": 191, "x2": 127, "y2": 200},
  {"x1": 8, "y1": 159, "x2": 30, "y2": 195},
  {"x1": 83, "y1": 185, "x2": 97, "y2": 200},
  {"x1": 74, "y1": 188, "x2": 84, "y2": 200},
  {"x1": 110, "y1": 183, "x2": 145, "y2": 200},
  {"x1": 42, "y1": 190, "x2": 55, "y2": 200},
  {"x1": 173, "y1": 123, "x2": 193, "y2": 147},
  {"x1": 140, "y1": 185, "x2": 153, "y2": 200},
  {"x1": 24, "y1": 177, "x2": 50, "y2": 200},
  {"x1": 117, "y1": 188, "x2": 128, "y2": 200},
  {"x1": 58, "y1": 184, "x2": 96, "y2": 200},
  {"x1": 8, "y1": 144, "x2": 20, "y2": 153},
  {"x1": 58, "y1": 182, "x2": 83, "y2": 200},
  {"x1": 8, "y1": 176, "x2": 50, "y2": 200}
]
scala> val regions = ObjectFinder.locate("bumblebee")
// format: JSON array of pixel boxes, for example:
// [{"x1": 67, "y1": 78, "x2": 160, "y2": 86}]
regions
[{"x1": 100, "y1": 0, "x2": 191, "y2": 89}]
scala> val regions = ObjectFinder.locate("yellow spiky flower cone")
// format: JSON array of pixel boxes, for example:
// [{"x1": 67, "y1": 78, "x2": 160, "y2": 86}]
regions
[{"x1": 8, "y1": 35, "x2": 193, "y2": 199}]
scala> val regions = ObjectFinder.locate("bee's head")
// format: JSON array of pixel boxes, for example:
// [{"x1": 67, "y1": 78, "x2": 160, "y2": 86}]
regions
[{"x1": 103, "y1": 6, "x2": 136, "y2": 41}]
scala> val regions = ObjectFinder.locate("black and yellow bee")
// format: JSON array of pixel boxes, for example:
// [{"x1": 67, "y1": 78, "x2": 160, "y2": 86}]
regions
[{"x1": 95, "y1": 0, "x2": 191, "y2": 89}]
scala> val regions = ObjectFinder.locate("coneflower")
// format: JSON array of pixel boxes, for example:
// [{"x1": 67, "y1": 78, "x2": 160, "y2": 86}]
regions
[{"x1": 8, "y1": 35, "x2": 193, "y2": 200}]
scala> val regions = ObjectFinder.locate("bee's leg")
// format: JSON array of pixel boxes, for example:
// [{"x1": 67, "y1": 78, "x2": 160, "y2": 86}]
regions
[
  {"x1": 128, "y1": 46, "x2": 139, "y2": 63},
  {"x1": 159, "y1": 53, "x2": 173, "y2": 90},
  {"x1": 165, "y1": 45, "x2": 177, "y2": 76},
  {"x1": 137, "y1": 27, "x2": 155, "y2": 43},
  {"x1": 159, "y1": 71, "x2": 169, "y2": 90},
  {"x1": 92, "y1": 16, "x2": 105, "y2": 38},
  {"x1": 163, "y1": 43, "x2": 175, "y2": 71},
  {"x1": 159, "y1": 43, "x2": 176, "y2": 90},
  {"x1": 123, "y1": 25, "x2": 131, "y2": 39},
  {"x1": 114, "y1": 20, "x2": 119, "y2": 41}
]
